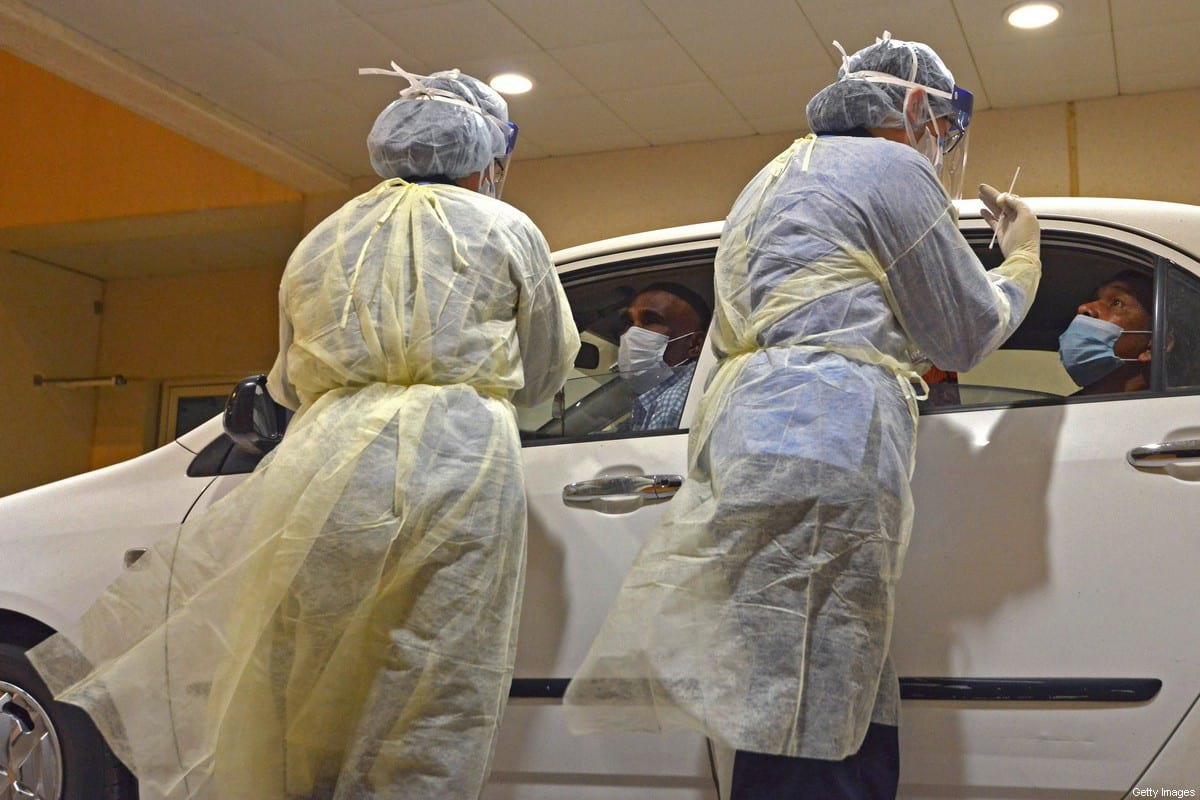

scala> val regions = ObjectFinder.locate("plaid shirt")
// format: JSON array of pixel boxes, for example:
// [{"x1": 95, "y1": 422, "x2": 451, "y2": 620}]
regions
[{"x1": 627, "y1": 360, "x2": 697, "y2": 432}]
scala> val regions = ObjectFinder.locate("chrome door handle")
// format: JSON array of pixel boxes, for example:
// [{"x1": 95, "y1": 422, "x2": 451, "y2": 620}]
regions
[
  {"x1": 563, "y1": 474, "x2": 683, "y2": 508},
  {"x1": 1127, "y1": 438, "x2": 1200, "y2": 467}
]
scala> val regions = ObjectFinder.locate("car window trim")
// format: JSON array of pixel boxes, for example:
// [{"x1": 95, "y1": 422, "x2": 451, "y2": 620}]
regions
[
  {"x1": 506, "y1": 677, "x2": 1162, "y2": 703},
  {"x1": 1152, "y1": 255, "x2": 1170, "y2": 393},
  {"x1": 522, "y1": 426, "x2": 689, "y2": 449},
  {"x1": 917, "y1": 386, "x2": 1200, "y2": 417},
  {"x1": 960, "y1": 216, "x2": 1200, "y2": 270}
]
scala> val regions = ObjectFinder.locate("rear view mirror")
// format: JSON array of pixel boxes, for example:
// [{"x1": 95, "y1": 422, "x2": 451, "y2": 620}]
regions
[
  {"x1": 223, "y1": 374, "x2": 289, "y2": 455},
  {"x1": 575, "y1": 342, "x2": 600, "y2": 370}
]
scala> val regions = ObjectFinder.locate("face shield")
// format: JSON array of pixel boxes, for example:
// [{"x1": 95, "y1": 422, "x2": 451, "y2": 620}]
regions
[
  {"x1": 482, "y1": 120, "x2": 519, "y2": 199},
  {"x1": 932, "y1": 85, "x2": 972, "y2": 200},
  {"x1": 839, "y1": 48, "x2": 975, "y2": 199}
]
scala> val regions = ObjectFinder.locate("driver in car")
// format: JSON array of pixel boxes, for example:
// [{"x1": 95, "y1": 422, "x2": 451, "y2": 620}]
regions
[
  {"x1": 615, "y1": 282, "x2": 710, "y2": 431},
  {"x1": 1060, "y1": 270, "x2": 1155, "y2": 395}
]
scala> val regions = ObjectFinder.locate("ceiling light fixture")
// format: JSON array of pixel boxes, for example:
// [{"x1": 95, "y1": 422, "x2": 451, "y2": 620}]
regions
[
  {"x1": 1005, "y1": 1, "x2": 1062, "y2": 29},
  {"x1": 489, "y1": 73, "x2": 533, "y2": 95}
]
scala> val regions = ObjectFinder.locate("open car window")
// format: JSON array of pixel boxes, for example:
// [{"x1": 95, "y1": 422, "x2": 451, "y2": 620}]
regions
[
  {"x1": 518, "y1": 250, "x2": 716, "y2": 444},
  {"x1": 919, "y1": 231, "x2": 1200, "y2": 413},
  {"x1": 516, "y1": 226, "x2": 1200, "y2": 435}
]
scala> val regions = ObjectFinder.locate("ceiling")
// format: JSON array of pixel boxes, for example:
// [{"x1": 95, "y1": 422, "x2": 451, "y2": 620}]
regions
[{"x1": 3, "y1": 0, "x2": 1199, "y2": 278}]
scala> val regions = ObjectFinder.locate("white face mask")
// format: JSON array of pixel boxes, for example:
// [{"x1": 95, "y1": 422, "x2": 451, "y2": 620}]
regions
[
  {"x1": 477, "y1": 161, "x2": 497, "y2": 197},
  {"x1": 617, "y1": 326, "x2": 691, "y2": 393},
  {"x1": 904, "y1": 89, "x2": 942, "y2": 170}
]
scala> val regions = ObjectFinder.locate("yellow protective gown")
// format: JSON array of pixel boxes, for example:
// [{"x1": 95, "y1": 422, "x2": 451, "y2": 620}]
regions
[
  {"x1": 29, "y1": 178, "x2": 579, "y2": 799},
  {"x1": 564, "y1": 135, "x2": 1040, "y2": 759}
]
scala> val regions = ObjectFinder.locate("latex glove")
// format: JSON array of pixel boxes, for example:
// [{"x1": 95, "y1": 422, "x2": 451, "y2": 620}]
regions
[{"x1": 980, "y1": 183, "x2": 1040, "y2": 261}]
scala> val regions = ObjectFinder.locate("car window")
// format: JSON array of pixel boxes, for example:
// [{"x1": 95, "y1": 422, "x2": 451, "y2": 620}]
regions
[
  {"x1": 518, "y1": 250, "x2": 716, "y2": 444},
  {"x1": 1164, "y1": 263, "x2": 1200, "y2": 391},
  {"x1": 918, "y1": 232, "x2": 1200, "y2": 413},
  {"x1": 187, "y1": 229, "x2": 1200, "y2": 461}
]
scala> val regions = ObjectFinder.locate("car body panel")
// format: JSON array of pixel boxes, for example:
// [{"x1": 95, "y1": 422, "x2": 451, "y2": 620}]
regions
[
  {"x1": 0, "y1": 436, "x2": 214, "y2": 633},
  {"x1": 491, "y1": 432, "x2": 716, "y2": 797},
  {"x1": 898, "y1": 396, "x2": 1200, "y2": 796},
  {"x1": 485, "y1": 706, "x2": 713, "y2": 800},
  {"x1": 1130, "y1": 691, "x2": 1200, "y2": 796},
  {"x1": 514, "y1": 199, "x2": 1200, "y2": 798},
  {"x1": 3, "y1": 197, "x2": 1200, "y2": 799}
]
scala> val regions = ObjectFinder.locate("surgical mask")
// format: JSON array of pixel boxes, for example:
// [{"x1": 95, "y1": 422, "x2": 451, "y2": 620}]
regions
[
  {"x1": 1058, "y1": 314, "x2": 1152, "y2": 387},
  {"x1": 617, "y1": 326, "x2": 692, "y2": 393},
  {"x1": 900, "y1": 88, "x2": 970, "y2": 199},
  {"x1": 478, "y1": 161, "x2": 497, "y2": 198},
  {"x1": 904, "y1": 90, "x2": 941, "y2": 168}
]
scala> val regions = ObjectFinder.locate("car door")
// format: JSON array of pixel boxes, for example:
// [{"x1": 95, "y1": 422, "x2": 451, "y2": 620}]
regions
[
  {"x1": 485, "y1": 240, "x2": 722, "y2": 800},
  {"x1": 488, "y1": 211, "x2": 1200, "y2": 800},
  {"x1": 895, "y1": 219, "x2": 1200, "y2": 798}
]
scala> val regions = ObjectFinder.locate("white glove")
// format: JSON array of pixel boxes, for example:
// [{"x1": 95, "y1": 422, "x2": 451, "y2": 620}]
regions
[{"x1": 980, "y1": 183, "x2": 1040, "y2": 261}]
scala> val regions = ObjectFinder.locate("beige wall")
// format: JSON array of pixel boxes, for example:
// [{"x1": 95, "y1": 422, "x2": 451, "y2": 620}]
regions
[
  {"x1": 6, "y1": 86, "x2": 1200, "y2": 492},
  {"x1": 0, "y1": 251, "x2": 103, "y2": 495},
  {"x1": 90, "y1": 266, "x2": 282, "y2": 468},
  {"x1": 504, "y1": 133, "x2": 798, "y2": 250},
  {"x1": 0, "y1": 52, "x2": 304, "y2": 494},
  {"x1": 502, "y1": 89, "x2": 1200, "y2": 252},
  {"x1": 1075, "y1": 88, "x2": 1200, "y2": 202},
  {"x1": 0, "y1": 51, "x2": 301, "y2": 229},
  {"x1": 963, "y1": 104, "x2": 1073, "y2": 199}
]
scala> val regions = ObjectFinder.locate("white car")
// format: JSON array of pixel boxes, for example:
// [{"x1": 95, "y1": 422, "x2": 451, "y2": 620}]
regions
[{"x1": 3, "y1": 198, "x2": 1200, "y2": 800}]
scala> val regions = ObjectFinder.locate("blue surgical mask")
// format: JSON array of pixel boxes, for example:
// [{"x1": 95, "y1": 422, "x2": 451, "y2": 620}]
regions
[{"x1": 1058, "y1": 314, "x2": 1151, "y2": 387}]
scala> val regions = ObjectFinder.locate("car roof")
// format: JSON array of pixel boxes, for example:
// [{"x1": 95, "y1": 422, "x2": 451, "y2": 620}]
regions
[{"x1": 551, "y1": 197, "x2": 1200, "y2": 271}]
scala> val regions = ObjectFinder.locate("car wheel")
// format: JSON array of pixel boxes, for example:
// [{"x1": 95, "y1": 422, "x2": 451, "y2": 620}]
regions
[{"x1": 0, "y1": 642, "x2": 138, "y2": 800}]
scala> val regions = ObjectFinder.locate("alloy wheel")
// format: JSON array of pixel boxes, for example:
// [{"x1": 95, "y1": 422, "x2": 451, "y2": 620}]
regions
[{"x1": 0, "y1": 679, "x2": 62, "y2": 800}]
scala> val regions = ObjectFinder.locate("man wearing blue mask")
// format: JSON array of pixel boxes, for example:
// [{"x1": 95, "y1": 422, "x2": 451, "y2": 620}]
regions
[
  {"x1": 616, "y1": 283, "x2": 710, "y2": 431},
  {"x1": 1060, "y1": 270, "x2": 1154, "y2": 395}
]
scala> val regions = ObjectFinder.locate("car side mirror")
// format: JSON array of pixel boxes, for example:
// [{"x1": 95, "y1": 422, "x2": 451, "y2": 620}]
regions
[
  {"x1": 575, "y1": 342, "x2": 600, "y2": 370},
  {"x1": 223, "y1": 374, "x2": 290, "y2": 456}
]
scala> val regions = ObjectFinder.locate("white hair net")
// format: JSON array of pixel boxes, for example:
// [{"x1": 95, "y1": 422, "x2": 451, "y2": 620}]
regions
[
  {"x1": 365, "y1": 66, "x2": 510, "y2": 180},
  {"x1": 806, "y1": 32, "x2": 956, "y2": 133}
]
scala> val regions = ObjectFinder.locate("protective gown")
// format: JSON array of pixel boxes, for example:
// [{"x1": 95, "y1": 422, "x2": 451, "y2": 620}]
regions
[
  {"x1": 564, "y1": 135, "x2": 1040, "y2": 759},
  {"x1": 30, "y1": 178, "x2": 579, "y2": 799}
]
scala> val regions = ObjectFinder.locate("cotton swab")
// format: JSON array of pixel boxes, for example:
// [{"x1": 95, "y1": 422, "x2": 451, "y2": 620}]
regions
[{"x1": 989, "y1": 166, "x2": 1021, "y2": 250}]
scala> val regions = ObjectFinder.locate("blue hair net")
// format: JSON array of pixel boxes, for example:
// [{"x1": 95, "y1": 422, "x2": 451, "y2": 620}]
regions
[
  {"x1": 806, "y1": 33, "x2": 956, "y2": 134},
  {"x1": 364, "y1": 66, "x2": 510, "y2": 180}
]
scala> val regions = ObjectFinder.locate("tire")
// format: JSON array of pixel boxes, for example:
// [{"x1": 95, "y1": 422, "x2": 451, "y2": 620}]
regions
[{"x1": 0, "y1": 641, "x2": 138, "y2": 800}]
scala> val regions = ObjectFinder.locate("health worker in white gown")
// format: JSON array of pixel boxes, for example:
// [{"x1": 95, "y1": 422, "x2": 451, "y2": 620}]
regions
[
  {"x1": 564, "y1": 33, "x2": 1041, "y2": 799},
  {"x1": 30, "y1": 66, "x2": 579, "y2": 800}
]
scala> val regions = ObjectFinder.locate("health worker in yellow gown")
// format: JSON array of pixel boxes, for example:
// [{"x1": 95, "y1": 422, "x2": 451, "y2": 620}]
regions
[
  {"x1": 564, "y1": 33, "x2": 1041, "y2": 800},
  {"x1": 31, "y1": 65, "x2": 580, "y2": 800}
]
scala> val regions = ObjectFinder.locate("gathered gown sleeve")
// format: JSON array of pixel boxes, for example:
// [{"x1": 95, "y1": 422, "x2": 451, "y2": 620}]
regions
[
  {"x1": 871, "y1": 150, "x2": 1041, "y2": 372},
  {"x1": 507, "y1": 218, "x2": 580, "y2": 409}
]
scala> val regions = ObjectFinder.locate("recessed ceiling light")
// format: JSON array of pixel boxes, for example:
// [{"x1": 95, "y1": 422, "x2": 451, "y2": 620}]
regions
[
  {"x1": 489, "y1": 73, "x2": 533, "y2": 95},
  {"x1": 1005, "y1": 1, "x2": 1062, "y2": 29}
]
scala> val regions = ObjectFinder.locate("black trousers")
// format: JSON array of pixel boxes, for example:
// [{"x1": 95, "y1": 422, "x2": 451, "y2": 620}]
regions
[{"x1": 729, "y1": 723, "x2": 899, "y2": 800}]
